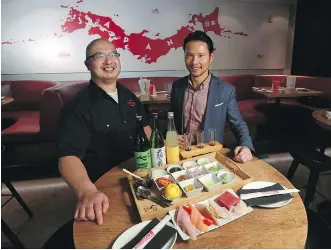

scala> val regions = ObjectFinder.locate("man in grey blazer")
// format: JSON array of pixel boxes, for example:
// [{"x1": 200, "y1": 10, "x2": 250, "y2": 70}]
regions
[{"x1": 170, "y1": 30, "x2": 254, "y2": 163}]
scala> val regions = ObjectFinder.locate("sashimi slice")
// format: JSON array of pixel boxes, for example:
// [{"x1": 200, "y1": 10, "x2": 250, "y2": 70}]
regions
[
  {"x1": 176, "y1": 206, "x2": 197, "y2": 240},
  {"x1": 230, "y1": 200, "x2": 249, "y2": 217},
  {"x1": 190, "y1": 205, "x2": 209, "y2": 232},
  {"x1": 216, "y1": 191, "x2": 240, "y2": 210},
  {"x1": 209, "y1": 200, "x2": 232, "y2": 220},
  {"x1": 195, "y1": 203, "x2": 221, "y2": 226}
]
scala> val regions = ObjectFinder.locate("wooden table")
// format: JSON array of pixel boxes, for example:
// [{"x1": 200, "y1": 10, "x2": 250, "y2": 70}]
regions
[
  {"x1": 312, "y1": 109, "x2": 331, "y2": 132},
  {"x1": 138, "y1": 92, "x2": 170, "y2": 105},
  {"x1": 73, "y1": 149, "x2": 308, "y2": 249},
  {"x1": 1, "y1": 96, "x2": 14, "y2": 105},
  {"x1": 252, "y1": 87, "x2": 323, "y2": 101}
]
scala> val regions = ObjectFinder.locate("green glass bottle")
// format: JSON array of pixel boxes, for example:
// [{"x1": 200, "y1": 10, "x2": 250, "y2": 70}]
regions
[{"x1": 134, "y1": 115, "x2": 152, "y2": 169}]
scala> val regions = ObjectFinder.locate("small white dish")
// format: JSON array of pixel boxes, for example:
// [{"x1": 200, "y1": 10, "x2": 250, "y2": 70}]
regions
[
  {"x1": 112, "y1": 220, "x2": 177, "y2": 249},
  {"x1": 153, "y1": 175, "x2": 175, "y2": 190},
  {"x1": 241, "y1": 181, "x2": 293, "y2": 208},
  {"x1": 186, "y1": 166, "x2": 208, "y2": 179},
  {"x1": 178, "y1": 178, "x2": 203, "y2": 198},
  {"x1": 171, "y1": 170, "x2": 189, "y2": 182},
  {"x1": 150, "y1": 169, "x2": 168, "y2": 179},
  {"x1": 166, "y1": 165, "x2": 183, "y2": 174},
  {"x1": 197, "y1": 157, "x2": 212, "y2": 166},
  {"x1": 217, "y1": 171, "x2": 235, "y2": 184},
  {"x1": 182, "y1": 160, "x2": 198, "y2": 169},
  {"x1": 198, "y1": 173, "x2": 222, "y2": 191},
  {"x1": 204, "y1": 161, "x2": 224, "y2": 174}
]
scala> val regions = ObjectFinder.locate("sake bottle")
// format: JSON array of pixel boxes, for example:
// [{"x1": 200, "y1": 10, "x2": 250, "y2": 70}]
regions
[
  {"x1": 134, "y1": 115, "x2": 152, "y2": 169},
  {"x1": 150, "y1": 113, "x2": 166, "y2": 167},
  {"x1": 166, "y1": 112, "x2": 180, "y2": 163}
]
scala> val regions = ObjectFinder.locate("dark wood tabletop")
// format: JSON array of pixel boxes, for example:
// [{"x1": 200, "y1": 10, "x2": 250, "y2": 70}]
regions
[
  {"x1": 252, "y1": 87, "x2": 323, "y2": 99},
  {"x1": 312, "y1": 109, "x2": 331, "y2": 131}
]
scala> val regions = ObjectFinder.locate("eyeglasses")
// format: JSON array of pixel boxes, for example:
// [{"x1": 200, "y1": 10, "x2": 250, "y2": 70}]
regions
[{"x1": 86, "y1": 51, "x2": 120, "y2": 61}]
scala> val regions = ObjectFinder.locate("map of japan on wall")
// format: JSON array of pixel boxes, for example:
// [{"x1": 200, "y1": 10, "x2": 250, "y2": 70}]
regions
[{"x1": 1, "y1": 0, "x2": 290, "y2": 74}]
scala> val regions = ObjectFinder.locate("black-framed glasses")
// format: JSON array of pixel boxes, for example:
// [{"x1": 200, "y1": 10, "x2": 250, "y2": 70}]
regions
[{"x1": 86, "y1": 51, "x2": 120, "y2": 61}]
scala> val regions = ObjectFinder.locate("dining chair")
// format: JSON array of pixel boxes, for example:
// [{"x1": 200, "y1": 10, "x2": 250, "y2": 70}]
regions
[{"x1": 287, "y1": 144, "x2": 331, "y2": 207}]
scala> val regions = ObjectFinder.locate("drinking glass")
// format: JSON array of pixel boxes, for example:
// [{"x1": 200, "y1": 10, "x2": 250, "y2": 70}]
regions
[
  {"x1": 197, "y1": 130, "x2": 204, "y2": 148},
  {"x1": 208, "y1": 128, "x2": 216, "y2": 146},
  {"x1": 184, "y1": 133, "x2": 192, "y2": 151}
]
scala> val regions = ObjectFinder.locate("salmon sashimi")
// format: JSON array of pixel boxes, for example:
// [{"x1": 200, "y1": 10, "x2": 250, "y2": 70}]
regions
[
  {"x1": 189, "y1": 205, "x2": 209, "y2": 232},
  {"x1": 176, "y1": 206, "x2": 197, "y2": 240}
]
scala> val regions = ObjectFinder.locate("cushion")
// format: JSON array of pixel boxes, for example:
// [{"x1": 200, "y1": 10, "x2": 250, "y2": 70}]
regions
[{"x1": 2, "y1": 111, "x2": 40, "y2": 143}]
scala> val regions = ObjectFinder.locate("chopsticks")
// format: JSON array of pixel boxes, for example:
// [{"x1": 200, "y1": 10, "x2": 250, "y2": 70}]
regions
[{"x1": 123, "y1": 168, "x2": 141, "y2": 179}]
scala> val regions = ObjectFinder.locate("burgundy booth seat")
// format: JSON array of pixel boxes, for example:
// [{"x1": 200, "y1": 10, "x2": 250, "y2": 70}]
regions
[{"x1": 1, "y1": 80, "x2": 58, "y2": 143}]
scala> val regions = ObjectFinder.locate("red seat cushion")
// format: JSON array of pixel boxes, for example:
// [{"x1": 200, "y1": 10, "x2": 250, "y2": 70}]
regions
[
  {"x1": 2, "y1": 111, "x2": 40, "y2": 143},
  {"x1": 238, "y1": 99, "x2": 267, "y2": 126}
]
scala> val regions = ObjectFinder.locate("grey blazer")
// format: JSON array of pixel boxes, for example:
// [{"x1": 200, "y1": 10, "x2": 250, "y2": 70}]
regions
[{"x1": 170, "y1": 74, "x2": 255, "y2": 151}]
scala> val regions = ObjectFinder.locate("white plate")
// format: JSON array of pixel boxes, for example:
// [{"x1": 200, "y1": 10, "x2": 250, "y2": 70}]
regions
[
  {"x1": 112, "y1": 220, "x2": 177, "y2": 249},
  {"x1": 169, "y1": 189, "x2": 253, "y2": 240},
  {"x1": 241, "y1": 181, "x2": 293, "y2": 208}
]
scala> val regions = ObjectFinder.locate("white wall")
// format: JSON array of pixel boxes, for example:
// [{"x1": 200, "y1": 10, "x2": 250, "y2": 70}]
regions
[{"x1": 1, "y1": 0, "x2": 295, "y2": 80}]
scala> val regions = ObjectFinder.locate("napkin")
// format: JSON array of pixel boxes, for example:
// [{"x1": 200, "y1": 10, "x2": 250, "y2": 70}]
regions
[
  {"x1": 121, "y1": 218, "x2": 177, "y2": 249},
  {"x1": 238, "y1": 183, "x2": 293, "y2": 207}
]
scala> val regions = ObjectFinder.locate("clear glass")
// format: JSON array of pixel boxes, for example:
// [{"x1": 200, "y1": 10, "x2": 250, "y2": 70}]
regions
[
  {"x1": 184, "y1": 133, "x2": 192, "y2": 151},
  {"x1": 208, "y1": 128, "x2": 216, "y2": 146},
  {"x1": 197, "y1": 130, "x2": 204, "y2": 148}
]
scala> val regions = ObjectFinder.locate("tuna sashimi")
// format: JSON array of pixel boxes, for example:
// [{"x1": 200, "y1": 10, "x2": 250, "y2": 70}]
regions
[
  {"x1": 216, "y1": 191, "x2": 240, "y2": 210},
  {"x1": 190, "y1": 205, "x2": 209, "y2": 232},
  {"x1": 176, "y1": 206, "x2": 197, "y2": 240}
]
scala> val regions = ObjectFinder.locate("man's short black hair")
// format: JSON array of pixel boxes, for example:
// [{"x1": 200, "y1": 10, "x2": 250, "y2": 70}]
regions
[{"x1": 183, "y1": 30, "x2": 214, "y2": 54}]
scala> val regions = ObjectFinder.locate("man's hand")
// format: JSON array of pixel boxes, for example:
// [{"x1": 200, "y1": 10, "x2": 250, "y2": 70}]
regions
[
  {"x1": 75, "y1": 189, "x2": 109, "y2": 225},
  {"x1": 178, "y1": 135, "x2": 185, "y2": 148},
  {"x1": 233, "y1": 146, "x2": 253, "y2": 163}
]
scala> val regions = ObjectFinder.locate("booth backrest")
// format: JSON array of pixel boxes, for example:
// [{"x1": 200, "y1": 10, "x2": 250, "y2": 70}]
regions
[
  {"x1": 39, "y1": 81, "x2": 89, "y2": 140},
  {"x1": 220, "y1": 75, "x2": 255, "y2": 101},
  {"x1": 1, "y1": 80, "x2": 58, "y2": 111}
]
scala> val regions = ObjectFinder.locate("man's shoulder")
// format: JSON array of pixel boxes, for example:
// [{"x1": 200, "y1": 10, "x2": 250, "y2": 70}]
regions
[
  {"x1": 63, "y1": 86, "x2": 92, "y2": 112},
  {"x1": 211, "y1": 75, "x2": 235, "y2": 91}
]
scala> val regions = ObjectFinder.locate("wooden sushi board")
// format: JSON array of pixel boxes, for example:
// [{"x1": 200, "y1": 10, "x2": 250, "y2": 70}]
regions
[
  {"x1": 179, "y1": 141, "x2": 223, "y2": 159},
  {"x1": 127, "y1": 151, "x2": 254, "y2": 221}
]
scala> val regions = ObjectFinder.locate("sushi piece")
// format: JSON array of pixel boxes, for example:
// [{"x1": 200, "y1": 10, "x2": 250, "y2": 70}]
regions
[
  {"x1": 216, "y1": 191, "x2": 240, "y2": 210},
  {"x1": 230, "y1": 200, "x2": 249, "y2": 217},
  {"x1": 208, "y1": 200, "x2": 233, "y2": 220},
  {"x1": 176, "y1": 206, "x2": 197, "y2": 240},
  {"x1": 189, "y1": 205, "x2": 209, "y2": 232},
  {"x1": 195, "y1": 200, "x2": 232, "y2": 226}
]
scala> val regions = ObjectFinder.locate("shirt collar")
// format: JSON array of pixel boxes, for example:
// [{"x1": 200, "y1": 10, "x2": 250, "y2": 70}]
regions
[
  {"x1": 188, "y1": 71, "x2": 211, "y2": 90},
  {"x1": 89, "y1": 80, "x2": 121, "y2": 101}
]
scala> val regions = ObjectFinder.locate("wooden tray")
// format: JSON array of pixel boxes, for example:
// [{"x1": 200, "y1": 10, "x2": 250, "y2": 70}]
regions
[
  {"x1": 127, "y1": 151, "x2": 254, "y2": 221},
  {"x1": 179, "y1": 141, "x2": 223, "y2": 159}
]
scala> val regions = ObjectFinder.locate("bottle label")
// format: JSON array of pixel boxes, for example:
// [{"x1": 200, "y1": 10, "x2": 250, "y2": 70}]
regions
[
  {"x1": 166, "y1": 146, "x2": 180, "y2": 163},
  {"x1": 151, "y1": 147, "x2": 166, "y2": 167},
  {"x1": 134, "y1": 149, "x2": 152, "y2": 169}
]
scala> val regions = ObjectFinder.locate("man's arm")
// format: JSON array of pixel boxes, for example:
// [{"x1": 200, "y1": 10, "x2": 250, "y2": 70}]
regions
[
  {"x1": 226, "y1": 87, "x2": 255, "y2": 152},
  {"x1": 59, "y1": 156, "x2": 109, "y2": 225},
  {"x1": 57, "y1": 104, "x2": 109, "y2": 225},
  {"x1": 59, "y1": 156, "x2": 97, "y2": 198}
]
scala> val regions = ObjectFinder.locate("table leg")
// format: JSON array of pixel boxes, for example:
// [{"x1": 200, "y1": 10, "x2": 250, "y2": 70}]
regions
[{"x1": 1, "y1": 219, "x2": 25, "y2": 248}]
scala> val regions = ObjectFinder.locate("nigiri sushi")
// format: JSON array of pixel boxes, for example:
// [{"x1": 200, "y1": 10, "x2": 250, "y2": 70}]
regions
[{"x1": 176, "y1": 206, "x2": 197, "y2": 240}]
